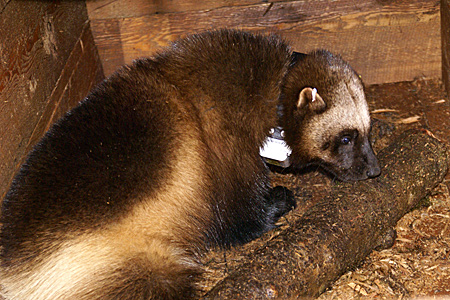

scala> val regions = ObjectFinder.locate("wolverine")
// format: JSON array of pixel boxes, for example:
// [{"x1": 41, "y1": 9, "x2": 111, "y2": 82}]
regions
[{"x1": 0, "y1": 29, "x2": 380, "y2": 299}]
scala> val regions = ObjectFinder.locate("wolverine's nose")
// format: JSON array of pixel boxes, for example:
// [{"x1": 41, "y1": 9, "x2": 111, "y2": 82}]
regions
[
  {"x1": 363, "y1": 139, "x2": 381, "y2": 179},
  {"x1": 366, "y1": 164, "x2": 381, "y2": 178}
]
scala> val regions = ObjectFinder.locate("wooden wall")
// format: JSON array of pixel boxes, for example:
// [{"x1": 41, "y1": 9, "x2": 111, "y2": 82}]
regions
[
  {"x1": 0, "y1": 0, "x2": 443, "y2": 199},
  {"x1": 86, "y1": 0, "x2": 441, "y2": 85},
  {"x1": 442, "y1": 0, "x2": 450, "y2": 94},
  {"x1": 0, "y1": 1, "x2": 104, "y2": 199}
]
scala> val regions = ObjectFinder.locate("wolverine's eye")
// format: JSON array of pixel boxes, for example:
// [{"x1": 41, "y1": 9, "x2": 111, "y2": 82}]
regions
[{"x1": 341, "y1": 136, "x2": 351, "y2": 145}]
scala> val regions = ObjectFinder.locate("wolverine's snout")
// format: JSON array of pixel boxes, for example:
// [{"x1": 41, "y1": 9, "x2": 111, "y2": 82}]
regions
[
  {"x1": 366, "y1": 157, "x2": 381, "y2": 178},
  {"x1": 330, "y1": 139, "x2": 381, "y2": 182},
  {"x1": 363, "y1": 140, "x2": 381, "y2": 179}
]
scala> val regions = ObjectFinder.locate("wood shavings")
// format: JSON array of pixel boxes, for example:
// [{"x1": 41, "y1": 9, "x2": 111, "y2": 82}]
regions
[
  {"x1": 348, "y1": 282, "x2": 369, "y2": 296},
  {"x1": 395, "y1": 116, "x2": 421, "y2": 124},
  {"x1": 434, "y1": 99, "x2": 446, "y2": 104},
  {"x1": 371, "y1": 108, "x2": 399, "y2": 114}
]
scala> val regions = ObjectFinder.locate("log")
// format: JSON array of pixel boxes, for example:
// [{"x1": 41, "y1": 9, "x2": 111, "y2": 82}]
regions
[{"x1": 203, "y1": 129, "x2": 449, "y2": 299}]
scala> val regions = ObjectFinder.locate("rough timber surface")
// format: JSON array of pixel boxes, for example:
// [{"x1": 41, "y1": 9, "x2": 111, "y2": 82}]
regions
[
  {"x1": 201, "y1": 78, "x2": 450, "y2": 299},
  {"x1": 0, "y1": 1, "x2": 104, "y2": 200},
  {"x1": 86, "y1": 0, "x2": 440, "y2": 85},
  {"x1": 442, "y1": 0, "x2": 450, "y2": 96}
]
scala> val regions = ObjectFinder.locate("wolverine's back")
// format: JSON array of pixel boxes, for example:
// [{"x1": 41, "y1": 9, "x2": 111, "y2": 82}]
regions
[{"x1": 0, "y1": 30, "x2": 293, "y2": 299}]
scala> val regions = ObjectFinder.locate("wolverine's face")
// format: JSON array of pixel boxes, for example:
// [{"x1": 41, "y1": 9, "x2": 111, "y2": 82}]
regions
[
  {"x1": 310, "y1": 127, "x2": 381, "y2": 182},
  {"x1": 295, "y1": 122, "x2": 381, "y2": 182},
  {"x1": 282, "y1": 49, "x2": 380, "y2": 182},
  {"x1": 288, "y1": 83, "x2": 380, "y2": 182},
  {"x1": 304, "y1": 83, "x2": 381, "y2": 181}
]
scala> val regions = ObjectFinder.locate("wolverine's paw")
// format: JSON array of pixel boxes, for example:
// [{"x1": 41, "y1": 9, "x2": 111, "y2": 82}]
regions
[{"x1": 266, "y1": 186, "x2": 296, "y2": 222}]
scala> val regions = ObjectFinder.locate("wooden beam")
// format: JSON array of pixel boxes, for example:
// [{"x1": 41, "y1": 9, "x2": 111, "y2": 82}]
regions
[
  {"x1": 442, "y1": 0, "x2": 450, "y2": 97},
  {"x1": 88, "y1": 0, "x2": 440, "y2": 85},
  {"x1": 0, "y1": 1, "x2": 104, "y2": 200},
  {"x1": 86, "y1": 0, "x2": 290, "y2": 19},
  {"x1": 24, "y1": 21, "x2": 104, "y2": 155}
]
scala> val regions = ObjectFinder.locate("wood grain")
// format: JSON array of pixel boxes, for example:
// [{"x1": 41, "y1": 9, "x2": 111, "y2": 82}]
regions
[
  {"x1": 88, "y1": 0, "x2": 440, "y2": 84},
  {"x1": 86, "y1": 0, "x2": 289, "y2": 20},
  {"x1": 25, "y1": 21, "x2": 104, "y2": 155},
  {"x1": 442, "y1": 0, "x2": 450, "y2": 97},
  {"x1": 0, "y1": 1, "x2": 104, "y2": 200}
]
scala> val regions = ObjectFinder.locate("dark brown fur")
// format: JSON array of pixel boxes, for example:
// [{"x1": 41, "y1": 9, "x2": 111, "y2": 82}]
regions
[{"x1": 0, "y1": 30, "x2": 379, "y2": 299}]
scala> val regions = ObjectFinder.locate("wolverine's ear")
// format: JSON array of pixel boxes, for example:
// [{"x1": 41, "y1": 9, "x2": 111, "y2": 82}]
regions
[{"x1": 297, "y1": 87, "x2": 326, "y2": 113}]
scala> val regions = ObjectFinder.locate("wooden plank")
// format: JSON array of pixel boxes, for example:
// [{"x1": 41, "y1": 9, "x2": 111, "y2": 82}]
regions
[
  {"x1": 89, "y1": 18, "x2": 125, "y2": 75},
  {"x1": 49, "y1": 26, "x2": 104, "y2": 126},
  {"x1": 25, "y1": 21, "x2": 104, "y2": 154},
  {"x1": 86, "y1": 0, "x2": 289, "y2": 20},
  {"x1": 442, "y1": 0, "x2": 450, "y2": 97},
  {"x1": 0, "y1": 1, "x2": 103, "y2": 200},
  {"x1": 89, "y1": 0, "x2": 440, "y2": 84},
  {"x1": 281, "y1": 6, "x2": 441, "y2": 85}
]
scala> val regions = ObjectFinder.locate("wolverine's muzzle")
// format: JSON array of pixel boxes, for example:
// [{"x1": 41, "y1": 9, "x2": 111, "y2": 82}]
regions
[
  {"x1": 362, "y1": 139, "x2": 381, "y2": 179},
  {"x1": 340, "y1": 139, "x2": 381, "y2": 182},
  {"x1": 313, "y1": 137, "x2": 381, "y2": 182}
]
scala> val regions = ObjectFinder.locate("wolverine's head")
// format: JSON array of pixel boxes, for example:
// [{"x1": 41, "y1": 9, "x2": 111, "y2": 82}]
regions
[{"x1": 281, "y1": 50, "x2": 380, "y2": 182}]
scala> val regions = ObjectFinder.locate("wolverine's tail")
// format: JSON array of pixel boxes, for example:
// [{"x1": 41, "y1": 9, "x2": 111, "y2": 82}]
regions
[
  {"x1": 97, "y1": 252, "x2": 202, "y2": 300},
  {"x1": 0, "y1": 235, "x2": 202, "y2": 300}
]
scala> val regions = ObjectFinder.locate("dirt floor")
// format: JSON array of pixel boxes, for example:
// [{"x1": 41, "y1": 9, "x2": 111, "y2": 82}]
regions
[{"x1": 201, "y1": 78, "x2": 450, "y2": 299}]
